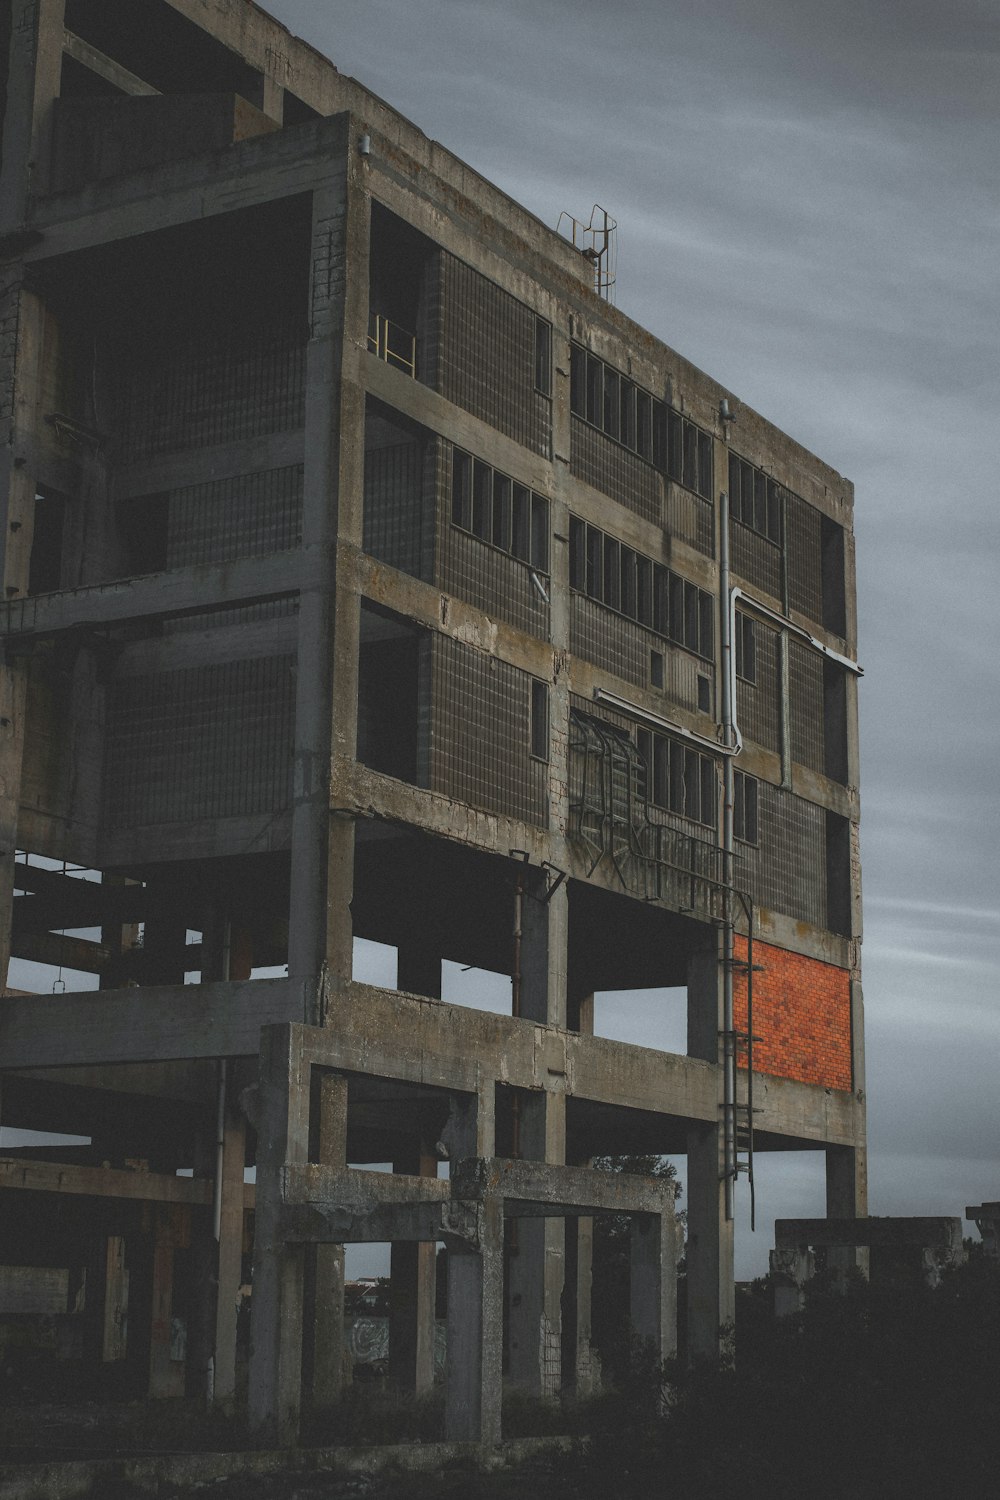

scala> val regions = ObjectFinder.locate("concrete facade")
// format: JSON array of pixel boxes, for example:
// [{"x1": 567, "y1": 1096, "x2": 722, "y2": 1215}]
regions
[{"x1": 0, "y1": 0, "x2": 865, "y2": 1447}]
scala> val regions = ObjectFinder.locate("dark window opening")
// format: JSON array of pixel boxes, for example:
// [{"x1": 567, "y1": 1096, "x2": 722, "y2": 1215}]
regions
[
  {"x1": 650, "y1": 650, "x2": 664, "y2": 689},
  {"x1": 569, "y1": 515, "x2": 713, "y2": 660},
  {"x1": 821, "y1": 515, "x2": 847, "y2": 638},
  {"x1": 697, "y1": 674, "x2": 711, "y2": 713},
  {"x1": 116, "y1": 493, "x2": 169, "y2": 577},
  {"x1": 357, "y1": 604, "x2": 424, "y2": 784},
  {"x1": 735, "y1": 613, "x2": 757, "y2": 684},
  {"x1": 530, "y1": 679, "x2": 549, "y2": 761},
  {"x1": 825, "y1": 811, "x2": 852, "y2": 936},
  {"x1": 369, "y1": 202, "x2": 435, "y2": 380},
  {"x1": 28, "y1": 491, "x2": 67, "y2": 595},
  {"x1": 283, "y1": 91, "x2": 322, "y2": 125},
  {"x1": 823, "y1": 660, "x2": 848, "y2": 784},
  {"x1": 635, "y1": 729, "x2": 717, "y2": 830},
  {"x1": 568, "y1": 343, "x2": 711, "y2": 496},
  {"x1": 733, "y1": 770, "x2": 758, "y2": 845},
  {"x1": 64, "y1": 0, "x2": 263, "y2": 98},
  {"x1": 452, "y1": 448, "x2": 548, "y2": 572},
  {"x1": 728, "y1": 452, "x2": 784, "y2": 546},
  {"x1": 534, "y1": 317, "x2": 552, "y2": 396}
]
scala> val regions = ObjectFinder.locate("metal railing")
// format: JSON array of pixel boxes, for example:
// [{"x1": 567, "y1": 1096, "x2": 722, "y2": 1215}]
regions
[{"x1": 367, "y1": 312, "x2": 417, "y2": 377}]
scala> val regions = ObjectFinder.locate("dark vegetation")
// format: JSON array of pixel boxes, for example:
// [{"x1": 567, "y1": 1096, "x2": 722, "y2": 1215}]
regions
[{"x1": 2, "y1": 1254, "x2": 997, "y2": 1497}]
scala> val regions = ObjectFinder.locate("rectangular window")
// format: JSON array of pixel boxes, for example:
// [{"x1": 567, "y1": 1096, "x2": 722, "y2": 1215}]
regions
[
  {"x1": 530, "y1": 679, "x2": 549, "y2": 761},
  {"x1": 569, "y1": 514, "x2": 714, "y2": 659},
  {"x1": 452, "y1": 448, "x2": 549, "y2": 573},
  {"x1": 603, "y1": 536, "x2": 621, "y2": 611},
  {"x1": 586, "y1": 353, "x2": 603, "y2": 427},
  {"x1": 568, "y1": 343, "x2": 709, "y2": 489},
  {"x1": 636, "y1": 556, "x2": 652, "y2": 627},
  {"x1": 636, "y1": 390, "x2": 652, "y2": 461},
  {"x1": 569, "y1": 515, "x2": 585, "y2": 590},
  {"x1": 492, "y1": 473, "x2": 512, "y2": 552},
  {"x1": 472, "y1": 460, "x2": 491, "y2": 540},
  {"x1": 530, "y1": 494, "x2": 549, "y2": 572},
  {"x1": 728, "y1": 452, "x2": 783, "y2": 545},
  {"x1": 620, "y1": 379, "x2": 636, "y2": 451},
  {"x1": 735, "y1": 613, "x2": 756, "y2": 684},
  {"x1": 620, "y1": 546, "x2": 637, "y2": 620},
  {"x1": 586, "y1": 524, "x2": 603, "y2": 600},
  {"x1": 733, "y1": 770, "x2": 758, "y2": 844},
  {"x1": 650, "y1": 649, "x2": 664, "y2": 689},
  {"x1": 570, "y1": 342, "x2": 586, "y2": 415},
  {"x1": 511, "y1": 483, "x2": 531, "y2": 562},
  {"x1": 534, "y1": 317, "x2": 552, "y2": 395},
  {"x1": 638, "y1": 728, "x2": 717, "y2": 830},
  {"x1": 603, "y1": 367, "x2": 620, "y2": 441},
  {"x1": 452, "y1": 450, "x2": 472, "y2": 530}
]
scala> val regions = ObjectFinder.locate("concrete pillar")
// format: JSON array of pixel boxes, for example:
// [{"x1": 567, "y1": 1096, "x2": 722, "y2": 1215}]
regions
[
  {"x1": 213, "y1": 1099, "x2": 247, "y2": 1408},
  {"x1": 0, "y1": 0, "x2": 65, "y2": 225},
  {"x1": 563, "y1": 1214, "x2": 597, "y2": 1395},
  {"x1": 826, "y1": 1143, "x2": 869, "y2": 1281},
  {"x1": 389, "y1": 1143, "x2": 438, "y2": 1395},
  {"x1": 248, "y1": 1025, "x2": 311, "y2": 1445},
  {"x1": 518, "y1": 873, "x2": 568, "y2": 1028},
  {"x1": 445, "y1": 1196, "x2": 504, "y2": 1446},
  {"x1": 507, "y1": 1091, "x2": 565, "y2": 1398},
  {"x1": 303, "y1": 1072, "x2": 348, "y2": 1411},
  {"x1": 685, "y1": 949, "x2": 735, "y2": 1361},
  {"x1": 629, "y1": 1209, "x2": 678, "y2": 1363},
  {"x1": 148, "y1": 1207, "x2": 184, "y2": 1399}
]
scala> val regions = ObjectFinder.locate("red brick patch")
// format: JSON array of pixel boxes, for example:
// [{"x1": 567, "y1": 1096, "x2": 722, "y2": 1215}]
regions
[{"x1": 733, "y1": 937, "x2": 852, "y2": 1092}]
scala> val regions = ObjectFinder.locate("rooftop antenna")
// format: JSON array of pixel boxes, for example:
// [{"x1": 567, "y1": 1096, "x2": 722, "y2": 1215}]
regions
[{"x1": 557, "y1": 204, "x2": 617, "y2": 302}]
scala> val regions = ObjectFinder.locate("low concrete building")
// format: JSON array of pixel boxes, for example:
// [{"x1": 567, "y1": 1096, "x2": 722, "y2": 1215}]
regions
[{"x1": 0, "y1": 0, "x2": 865, "y2": 1446}]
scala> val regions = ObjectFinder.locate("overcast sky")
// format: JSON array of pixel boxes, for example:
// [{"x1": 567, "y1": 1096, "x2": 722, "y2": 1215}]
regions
[{"x1": 260, "y1": 0, "x2": 1000, "y2": 1276}]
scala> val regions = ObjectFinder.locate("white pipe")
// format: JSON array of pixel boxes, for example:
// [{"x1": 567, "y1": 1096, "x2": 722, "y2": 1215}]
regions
[{"x1": 592, "y1": 688, "x2": 741, "y2": 757}]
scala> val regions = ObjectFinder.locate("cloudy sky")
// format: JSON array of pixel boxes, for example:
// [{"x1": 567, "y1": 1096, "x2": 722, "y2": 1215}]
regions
[{"x1": 262, "y1": 0, "x2": 1000, "y2": 1275}]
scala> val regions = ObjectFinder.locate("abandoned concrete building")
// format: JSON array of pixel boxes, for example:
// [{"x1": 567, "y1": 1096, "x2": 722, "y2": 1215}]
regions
[{"x1": 0, "y1": 0, "x2": 865, "y2": 1448}]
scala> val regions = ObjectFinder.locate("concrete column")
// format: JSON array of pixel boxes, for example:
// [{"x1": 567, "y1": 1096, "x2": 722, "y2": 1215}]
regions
[
  {"x1": 825, "y1": 1143, "x2": 869, "y2": 1282},
  {"x1": 303, "y1": 1072, "x2": 348, "y2": 1410},
  {"x1": 248, "y1": 1024, "x2": 311, "y2": 1445},
  {"x1": 685, "y1": 948, "x2": 735, "y2": 1361},
  {"x1": 629, "y1": 1209, "x2": 678, "y2": 1363},
  {"x1": 519, "y1": 873, "x2": 568, "y2": 1028},
  {"x1": 563, "y1": 1214, "x2": 597, "y2": 1395},
  {"x1": 389, "y1": 1145, "x2": 437, "y2": 1394},
  {"x1": 441, "y1": 1087, "x2": 494, "y2": 1163},
  {"x1": 213, "y1": 1100, "x2": 247, "y2": 1408},
  {"x1": 0, "y1": 283, "x2": 47, "y2": 992},
  {"x1": 0, "y1": 0, "x2": 66, "y2": 225},
  {"x1": 148, "y1": 1207, "x2": 184, "y2": 1398},
  {"x1": 507, "y1": 1091, "x2": 565, "y2": 1398},
  {"x1": 445, "y1": 1195, "x2": 504, "y2": 1446},
  {"x1": 289, "y1": 143, "x2": 363, "y2": 1008}
]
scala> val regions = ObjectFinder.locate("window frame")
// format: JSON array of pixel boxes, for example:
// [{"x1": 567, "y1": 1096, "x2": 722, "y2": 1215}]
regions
[{"x1": 451, "y1": 447, "x2": 550, "y2": 574}]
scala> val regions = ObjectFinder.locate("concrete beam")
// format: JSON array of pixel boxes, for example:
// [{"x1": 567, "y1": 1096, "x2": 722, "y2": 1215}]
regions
[
  {"x1": 774, "y1": 1216, "x2": 964, "y2": 1251},
  {"x1": 0, "y1": 549, "x2": 309, "y2": 640},
  {"x1": 0, "y1": 977, "x2": 311, "y2": 1068},
  {"x1": 0, "y1": 1155, "x2": 211, "y2": 1204},
  {"x1": 61, "y1": 30, "x2": 161, "y2": 96}
]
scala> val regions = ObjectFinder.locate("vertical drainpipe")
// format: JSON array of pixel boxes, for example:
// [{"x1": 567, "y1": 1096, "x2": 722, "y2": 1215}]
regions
[
  {"x1": 207, "y1": 920, "x2": 231, "y2": 1403},
  {"x1": 719, "y1": 491, "x2": 736, "y2": 1223}
]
